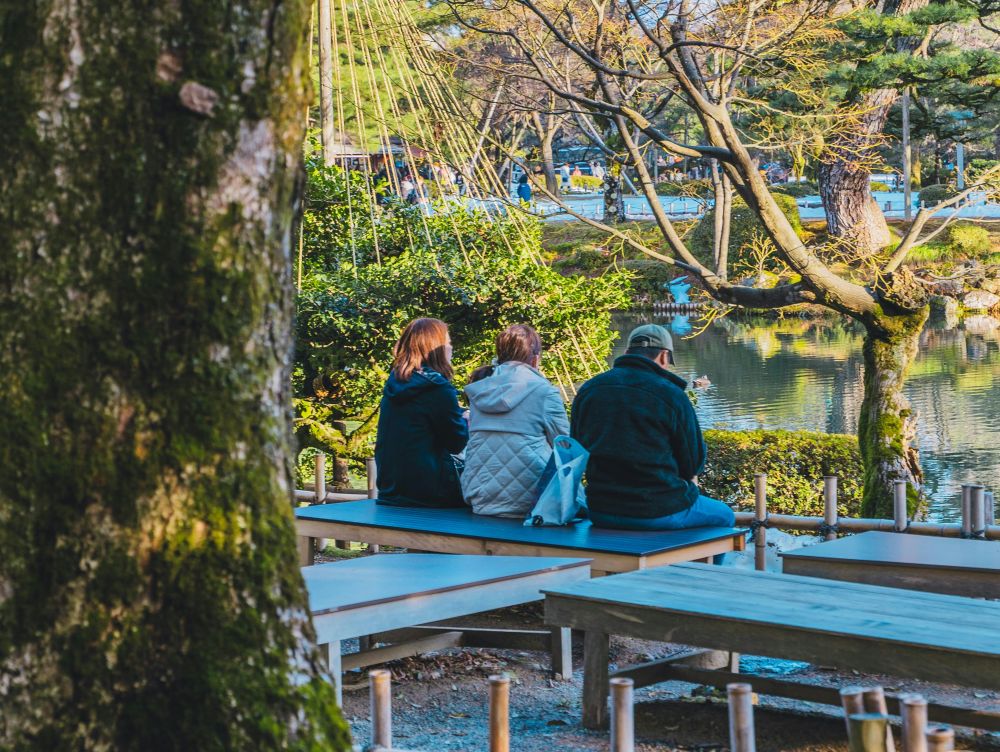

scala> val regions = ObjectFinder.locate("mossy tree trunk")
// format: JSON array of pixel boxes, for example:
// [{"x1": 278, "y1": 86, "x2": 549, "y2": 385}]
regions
[
  {"x1": 0, "y1": 2, "x2": 350, "y2": 750},
  {"x1": 858, "y1": 308, "x2": 929, "y2": 518}
]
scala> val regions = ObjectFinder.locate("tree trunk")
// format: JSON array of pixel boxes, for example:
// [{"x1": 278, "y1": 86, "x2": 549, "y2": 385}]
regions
[
  {"x1": 858, "y1": 309, "x2": 928, "y2": 517},
  {"x1": 540, "y1": 129, "x2": 559, "y2": 195},
  {"x1": 603, "y1": 163, "x2": 626, "y2": 224},
  {"x1": 0, "y1": 2, "x2": 350, "y2": 750}
]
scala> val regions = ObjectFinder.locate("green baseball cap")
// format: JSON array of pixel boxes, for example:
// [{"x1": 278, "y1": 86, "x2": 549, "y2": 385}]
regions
[{"x1": 627, "y1": 323, "x2": 673, "y2": 351}]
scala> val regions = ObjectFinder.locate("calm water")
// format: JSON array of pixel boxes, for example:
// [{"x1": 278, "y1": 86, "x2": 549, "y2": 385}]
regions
[{"x1": 612, "y1": 312, "x2": 1000, "y2": 521}]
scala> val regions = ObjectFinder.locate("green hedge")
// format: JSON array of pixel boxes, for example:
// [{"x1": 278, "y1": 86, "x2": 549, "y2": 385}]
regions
[
  {"x1": 771, "y1": 181, "x2": 818, "y2": 198},
  {"x1": 701, "y1": 429, "x2": 863, "y2": 518}
]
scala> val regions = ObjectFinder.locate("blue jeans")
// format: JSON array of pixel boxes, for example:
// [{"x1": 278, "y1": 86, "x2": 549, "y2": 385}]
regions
[{"x1": 589, "y1": 495, "x2": 736, "y2": 530}]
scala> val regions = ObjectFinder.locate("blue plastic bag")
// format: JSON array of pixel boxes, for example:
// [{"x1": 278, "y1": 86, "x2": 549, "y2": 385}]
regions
[{"x1": 524, "y1": 436, "x2": 588, "y2": 526}]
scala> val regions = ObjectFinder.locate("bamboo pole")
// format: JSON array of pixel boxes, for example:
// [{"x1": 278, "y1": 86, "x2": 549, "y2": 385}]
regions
[
  {"x1": 987, "y1": 491, "x2": 996, "y2": 525},
  {"x1": 841, "y1": 686, "x2": 866, "y2": 744},
  {"x1": 960, "y1": 484, "x2": 972, "y2": 538},
  {"x1": 971, "y1": 484, "x2": 986, "y2": 539},
  {"x1": 370, "y1": 669, "x2": 392, "y2": 751},
  {"x1": 823, "y1": 476, "x2": 839, "y2": 541},
  {"x1": 754, "y1": 474, "x2": 768, "y2": 572},
  {"x1": 862, "y1": 686, "x2": 895, "y2": 752},
  {"x1": 848, "y1": 713, "x2": 890, "y2": 752},
  {"x1": 924, "y1": 726, "x2": 954, "y2": 752},
  {"x1": 610, "y1": 677, "x2": 635, "y2": 752},
  {"x1": 900, "y1": 694, "x2": 928, "y2": 752},
  {"x1": 489, "y1": 675, "x2": 510, "y2": 752},
  {"x1": 728, "y1": 683, "x2": 756, "y2": 752},
  {"x1": 893, "y1": 480, "x2": 908, "y2": 532},
  {"x1": 315, "y1": 452, "x2": 328, "y2": 551},
  {"x1": 367, "y1": 457, "x2": 379, "y2": 554}
]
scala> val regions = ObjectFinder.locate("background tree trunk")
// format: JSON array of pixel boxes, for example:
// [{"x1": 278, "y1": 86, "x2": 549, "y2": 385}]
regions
[
  {"x1": 603, "y1": 163, "x2": 626, "y2": 223},
  {"x1": 858, "y1": 310, "x2": 928, "y2": 517},
  {"x1": 0, "y1": 2, "x2": 350, "y2": 749}
]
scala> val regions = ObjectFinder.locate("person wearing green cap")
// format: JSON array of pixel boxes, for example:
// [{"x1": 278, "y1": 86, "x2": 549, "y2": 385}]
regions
[{"x1": 570, "y1": 323, "x2": 736, "y2": 530}]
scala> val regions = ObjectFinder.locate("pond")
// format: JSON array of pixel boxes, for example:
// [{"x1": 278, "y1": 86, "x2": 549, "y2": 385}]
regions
[{"x1": 611, "y1": 312, "x2": 1000, "y2": 522}]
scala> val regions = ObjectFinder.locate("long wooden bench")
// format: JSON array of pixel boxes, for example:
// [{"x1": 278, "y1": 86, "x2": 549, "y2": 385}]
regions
[
  {"x1": 780, "y1": 531, "x2": 1000, "y2": 598},
  {"x1": 544, "y1": 562, "x2": 1000, "y2": 730},
  {"x1": 295, "y1": 500, "x2": 747, "y2": 574},
  {"x1": 305, "y1": 553, "x2": 590, "y2": 703}
]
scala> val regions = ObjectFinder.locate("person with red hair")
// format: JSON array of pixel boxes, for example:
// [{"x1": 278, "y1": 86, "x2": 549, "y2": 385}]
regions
[{"x1": 374, "y1": 318, "x2": 469, "y2": 507}]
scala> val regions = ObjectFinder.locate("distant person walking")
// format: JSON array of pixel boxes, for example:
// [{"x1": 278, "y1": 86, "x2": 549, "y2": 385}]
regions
[
  {"x1": 559, "y1": 162, "x2": 571, "y2": 188},
  {"x1": 462, "y1": 325, "x2": 569, "y2": 518},
  {"x1": 375, "y1": 318, "x2": 469, "y2": 508},
  {"x1": 516, "y1": 174, "x2": 532, "y2": 204},
  {"x1": 571, "y1": 324, "x2": 735, "y2": 530}
]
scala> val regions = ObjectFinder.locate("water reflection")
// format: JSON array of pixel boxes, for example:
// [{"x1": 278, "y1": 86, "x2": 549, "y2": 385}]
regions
[{"x1": 612, "y1": 312, "x2": 1000, "y2": 521}]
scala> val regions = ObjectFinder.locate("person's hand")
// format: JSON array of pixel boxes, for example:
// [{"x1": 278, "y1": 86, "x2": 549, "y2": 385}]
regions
[{"x1": 462, "y1": 409, "x2": 470, "y2": 423}]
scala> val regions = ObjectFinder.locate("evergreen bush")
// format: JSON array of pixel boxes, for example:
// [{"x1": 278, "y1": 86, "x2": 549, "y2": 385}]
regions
[{"x1": 946, "y1": 223, "x2": 992, "y2": 256}]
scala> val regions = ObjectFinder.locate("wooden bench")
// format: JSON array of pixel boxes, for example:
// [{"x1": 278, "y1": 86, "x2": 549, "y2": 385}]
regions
[
  {"x1": 544, "y1": 563, "x2": 1000, "y2": 730},
  {"x1": 780, "y1": 531, "x2": 1000, "y2": 599},
  {"x1": 295, "y1": 500, "x2": 746, "y2": 574},
  {"x1": 304, "y1": 553, "x2": 590, "y2": 703}
]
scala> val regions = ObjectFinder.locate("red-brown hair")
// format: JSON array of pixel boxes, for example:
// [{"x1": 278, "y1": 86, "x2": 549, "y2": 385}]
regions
[{"x1": 392, "y1": 318, "x2": 453, "y2": 382}]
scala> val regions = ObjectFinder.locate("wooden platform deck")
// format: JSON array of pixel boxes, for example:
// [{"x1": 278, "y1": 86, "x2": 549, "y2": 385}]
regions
[
  {"x1": 295, "y1": 500, "x2": 747, "y2": 573},
  {"x1": 780, "y1": 531, "x2": 1000, "y2": 598},
  {"x1": 544, "y1": 562, "x2": 1000, "y2": 730}
]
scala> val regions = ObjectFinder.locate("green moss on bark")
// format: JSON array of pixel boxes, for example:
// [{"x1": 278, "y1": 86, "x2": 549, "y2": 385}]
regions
[{"x1": 0, "y1": 1, "x2": 350, "y2": 749}]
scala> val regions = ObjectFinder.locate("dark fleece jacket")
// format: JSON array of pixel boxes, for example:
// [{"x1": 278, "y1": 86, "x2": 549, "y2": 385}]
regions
[
  {"x1": 375, "y1": 368, "x2": 469, "y2": 507},
  {"x1": 570, "y1": 354, "x2": 706, "y2": 518}
]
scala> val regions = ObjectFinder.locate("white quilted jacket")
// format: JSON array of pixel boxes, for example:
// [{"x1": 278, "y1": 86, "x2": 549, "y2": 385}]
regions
[{"x1": 461, "y1": 362, "x2": 570, "y2": 518}]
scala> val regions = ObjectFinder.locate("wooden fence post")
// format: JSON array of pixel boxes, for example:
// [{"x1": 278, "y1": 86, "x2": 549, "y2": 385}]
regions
[
  {"x1": 314, "y1": 452, "x2": 328, "y2": 552},
  {"x1": 971, "y1": 484, "x2": 986, "y2": 539},
  {"x1": 728, "y1": 682, "x2": 756, "y2": 752},
  {"x1": 987, "y1": 490, "x2": 996, "y2": 525},
  {"x1": 960, "y1": 484, "x2": 972, "y2": 537},
  {"x1": 754, "y1": 474, "x2": 768, "y2": 571},
  {"x1": 370, "y1": 668, "x2": 392, "y2": 751},
  {"x1": 900, "y1": 694, "x2": 928, "y2": 752},
  {"x1": 893, "y1": 480, "x2": 908, "y2": 533},
  {"x1": 924, "y1": 726, "x2": 954, "y2": 752},
  {"x1": 366, "y1": 457, "x2": 379, "y2": 554},
  {"x1": 862, "y1": 686, "x2": 895, "y2": 752},
  {"x1": 823, "y1": 476, "x2": 839, "y2": 541},
  {"x1": 489, "y1": 675, "x2": 510, "y2": 752},
  {"x1": 841, "y1": 686, "x2": 866, "y2": 745},
  {"x1": 610, "y1": 677, "x2": 635, "y2": 752},
  {"x1": 848, "y1": 713, "x2": 889, "y2": 752}
]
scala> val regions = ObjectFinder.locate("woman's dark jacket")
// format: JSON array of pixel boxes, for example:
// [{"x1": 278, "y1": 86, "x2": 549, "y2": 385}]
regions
[
  {"x1": 570, "y1": 354, "x2": 706, "y2": 518},
  {"x1": 375, "y1": 368, "x2": 469, "y2": 507}
]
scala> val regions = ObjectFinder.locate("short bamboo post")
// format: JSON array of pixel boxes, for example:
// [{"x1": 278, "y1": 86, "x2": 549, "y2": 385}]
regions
[
  {"x1": 987, "y1": 490, "x2": 996, "y2": 525},
  {"x1": 924, "y1": 726, "x2": 954, "y2": 752},
  {"x1": 841, "y1": 686, "x2": 866, "y2": 744},
  {"x1": 848, "y1": 713, "x2": 889, "y2": 752},
  {"x1": 970, "y1": 484, "x2": 986, "y2": 539},
  {"x1": 893, "y1": 480, "x2": 908, "y2": 533},
  {"x1": 862, "y1": 686, "x2": 895, "y2": 752},
  {"x1": 823, "y1": 476, "x2": 839, "y2": 541},
  {"x1": 960, "y1": 484, "x2": 972, "y2": 538},
  {"x1": 314, "y1": 452, "x2": 328, "y2": 551},
  {"x1": 754, "y1": 474, "x2": 768, "y2": 572},
  {"x1": 728, "y1": 682, "x2": 756, "y2": 752},
  {"x1": 900, "y1": 694, "x2": 928, "y2": 752},
  {"x1": 489, "y1": 675, "x2": 510, "y2": 752},
  {"x1": 610, "y1": 677, "x2": 635, "y2": 752},
  {"x1": 370, "y1": 669, "x2": 392, "y2": 751},
  {"x1": 366, "y1": 458, "x2": 379, "y2": 554}
]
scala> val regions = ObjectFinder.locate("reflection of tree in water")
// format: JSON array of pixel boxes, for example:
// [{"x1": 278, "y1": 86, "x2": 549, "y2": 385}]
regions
[{"x1": 612, "y1": 313, "x2": 1000, "y2": 520}]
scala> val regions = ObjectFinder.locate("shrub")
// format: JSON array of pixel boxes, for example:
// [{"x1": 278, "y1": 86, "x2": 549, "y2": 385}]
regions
[
  {"x1": 946, "y1": 223, "x2": 992, "y2": 256},
  {"x1": 688, "y1": 192, "x2": 806, "y2": 260},
  {"x1": 771, "y1": 181, "x2": 818, "y2": 198},
  {"x1": 656, "y1": 178, "x2": 713, "y2": 197},
  {"x1": 569, "y1": 174, "x2": 603, "y2": 192},
  {"x1": 918, "y1": 184, "x2": 957, "y2": 205},
  {"x1": 700, "y1": 429, "x2": 863, "y2": 518},
  {"x1": 870, "y1": 181, "x2": 892, "y2": 192},
  {"x1": 621, "y1": 259, "x2": 677, "y2": 300}
]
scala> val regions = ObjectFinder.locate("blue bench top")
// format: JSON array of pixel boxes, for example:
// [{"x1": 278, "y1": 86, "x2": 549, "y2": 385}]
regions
[{"x1": 295, "y1": 499, "x2": 746, "y2": 557}]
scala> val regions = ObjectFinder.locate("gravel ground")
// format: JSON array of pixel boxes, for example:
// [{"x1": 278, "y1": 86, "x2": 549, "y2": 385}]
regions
[{"x1": 316, "y1": 547, "x2": 1000, "y2": 751}]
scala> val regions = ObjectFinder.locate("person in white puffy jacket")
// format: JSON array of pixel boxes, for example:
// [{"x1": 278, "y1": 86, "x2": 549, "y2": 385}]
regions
[{"x1": 462, "y1": 325, "x2": 570, "y2": 518}]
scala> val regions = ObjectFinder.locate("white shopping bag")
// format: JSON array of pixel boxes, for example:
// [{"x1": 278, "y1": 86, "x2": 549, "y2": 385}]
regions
[{"x1": 524, "y1": 435, "x2": 588, "y2": 527}]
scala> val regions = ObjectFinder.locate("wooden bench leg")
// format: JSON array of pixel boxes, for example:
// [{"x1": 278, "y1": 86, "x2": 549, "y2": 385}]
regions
[
  {"x1": 551, "y1": 627, "x2": 572, "y2": 680},
  {"x1": 298, "y1": 535, "x2": 315, "y2": 567},
  {"x1": 583, "y1": 630, "x2": 610, "y2": 730}
]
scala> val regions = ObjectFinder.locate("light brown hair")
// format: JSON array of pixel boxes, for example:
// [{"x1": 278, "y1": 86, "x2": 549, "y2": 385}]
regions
[
  {"x1": 392, "y1": 318, "x2": 453, "y2": 382},
  {"x1": 468, "y1": 324, "x2": 542, "y2": 384}
]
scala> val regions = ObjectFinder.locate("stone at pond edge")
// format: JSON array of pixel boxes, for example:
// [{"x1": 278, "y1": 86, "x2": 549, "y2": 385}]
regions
[
  {"x1": 964, "y1": 315, "x2": 1000, "y2": 335},
  {"x1": 963, "y1": 289, "x2": 1000, "y2": 311}
]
